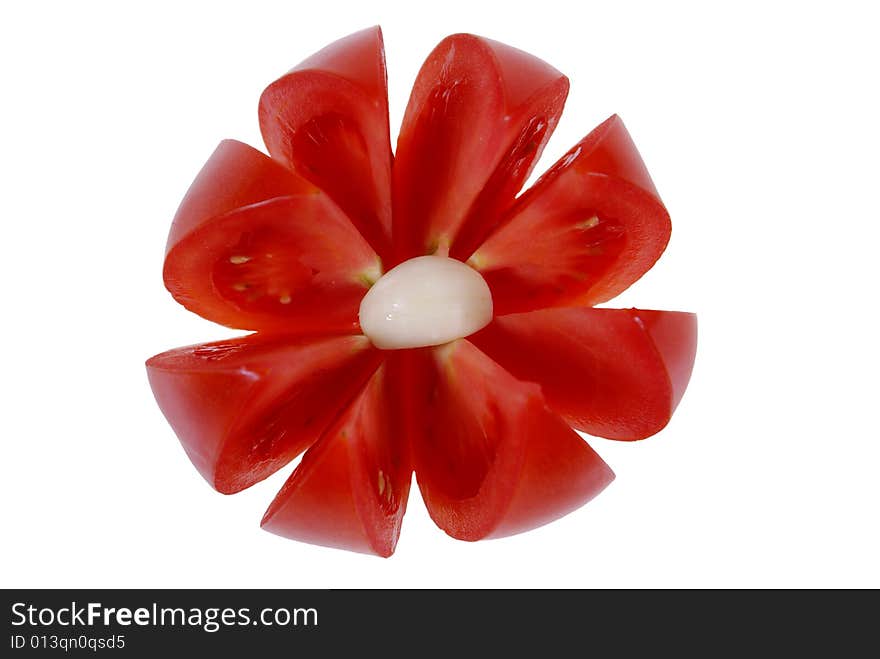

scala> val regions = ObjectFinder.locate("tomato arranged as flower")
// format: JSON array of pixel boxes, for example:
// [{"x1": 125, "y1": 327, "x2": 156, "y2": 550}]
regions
[{"x1": 147, "y1": 27, "x2": 697, "y2": 556}]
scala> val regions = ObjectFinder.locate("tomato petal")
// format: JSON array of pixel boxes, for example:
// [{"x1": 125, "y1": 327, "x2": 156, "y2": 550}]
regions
[
  {"x1": 471, "y1": 307, "x2": 698, "y2": 440},
  {"x1": 146, "y1": 334, "x2": 381, "y2": 494},
  {"x1": 411, "y1": 340, "x2": 614, "y2": 541},
  {"x1": 259, "y1": 26, "x2": 393, "y2": 262},
  {"x1": 393, "y1": 34, "x2": 568, "y2": 263},
  {"x1": 633, "y1": 309, "x2": 699, "y2": 412},
  {"x1": 471, "y1": 116, "x2": 671, "y2": 314},
  {"x1": 261, "y1": 354, "x2": 412, "y2": 557},
  {"x1": 165, "y1": 139, "x2": 313, "y2": 254},
  {"x1": 164, "y1": 153, "x2": 382, "y2": 332}
]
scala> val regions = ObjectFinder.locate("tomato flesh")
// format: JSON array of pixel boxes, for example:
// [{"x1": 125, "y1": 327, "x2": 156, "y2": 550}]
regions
[
  {"x1": 393, "y1": 34, "x2": 568, "y2": 263},
  {"x1": 259, "y1": 26, "x2": 393, "y2": 263},
  {"x1": 164, "y1": 139, "x2": 382, "y2": 334},
  {"x1": 262, "y1": 353, "x2": 412, "y2": 556},
  {"x1": 165, "y1": 139, "x2": 312, "y2": 254},
  {"x1": 472, "y1": 308, "x2": 698, "y2": 440},
  {"x1": 147, "y1": 334, "x2": 381, "y2": 494},
  {"x1": 411, "y1": 340, "x2": 614, "y2": 540},
  {"x1": 471, "y1": 116, "x2": 671, "y2": 314}
]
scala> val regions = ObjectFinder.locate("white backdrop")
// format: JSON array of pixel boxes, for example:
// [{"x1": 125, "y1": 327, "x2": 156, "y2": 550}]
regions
[{"x1": 2, "y1": 0, "x2": 877, "y2": 588}]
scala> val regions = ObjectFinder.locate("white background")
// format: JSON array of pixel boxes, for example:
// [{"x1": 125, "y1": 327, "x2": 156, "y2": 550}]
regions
[{"x1": 2, "y1": 1, "x2": 877, "y2": 588}]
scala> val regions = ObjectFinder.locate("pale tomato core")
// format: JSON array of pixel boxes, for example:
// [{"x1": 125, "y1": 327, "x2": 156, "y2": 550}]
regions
[{"x1": 358, "y1": 256, "x2": 494, "y2": 350}]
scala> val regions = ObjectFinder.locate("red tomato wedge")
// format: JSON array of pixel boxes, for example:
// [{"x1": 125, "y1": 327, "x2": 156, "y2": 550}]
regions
[
  {"x1": 261, "y1": 353, "x2": 412, "y2": 556},
  {"x1": 471, "y1": 307, "x2": 697, "y2": 440},
  {"x1": 165, "y1": 139, "x2": 312, "y2": 252},
  {"x1": 146, "y1": 334, "x2": 381, "y2": 494},
  {"x1": 164, "y1": 140, "x2": 381, "y2": 334},
  {"x1": 471, "y1": 115, "x2": 671, "y2": 315},
  {"x1": 411, "y1": 340, "x2": 614, "y2": 541},
  {"x1": 393, "y1": 34, "x2": 569, "y2": 263},
  {"x1": 259, "y1": 26, "x2": 393, "y2": 263}
]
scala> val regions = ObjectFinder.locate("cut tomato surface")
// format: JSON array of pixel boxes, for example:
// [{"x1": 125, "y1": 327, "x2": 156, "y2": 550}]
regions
[
  {"x1": 259, "y1": 26, "x2": 393, "y2": 263},
  {"x1": 146, "y1": 334, "x2": 381, "y2": 494},
  {"x1": 164, "y1": 140, "x2": 381, "y2": 334},
  {"x1": 262, "y1": 353, "x2": 412, "y2": 557},
  {"x1": 165, "y1": 139, "x2": 313, "y2": 253},
  {"x1": 471, "y1": 307, "x2": 697, "y2": 440},
  {"x1": 411, "y1": 340, "x2": 614, "y2": 541},
  {"x1": 393, "y1": 34, "x2": 568, "y2": 263},
  {"x1": 471, "y1": 115, "x2": 671, "y2": 315}
]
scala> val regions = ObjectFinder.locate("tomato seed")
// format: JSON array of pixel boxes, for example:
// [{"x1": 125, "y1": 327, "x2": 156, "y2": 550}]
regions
[{"x1": 577, "y1": 216, "x2": 600, "y2": 230}]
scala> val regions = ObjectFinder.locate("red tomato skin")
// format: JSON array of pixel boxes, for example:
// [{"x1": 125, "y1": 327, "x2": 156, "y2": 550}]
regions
[
  {"x1": 162, "y1": 140, "x2": 381, "y2": 334},
  {"x1": 563, "y1": 114, "x2": 661, "y2": 201},
  {"x1": 165, "y1": 140, "x2": 314, "y2": 255},
  {"x1": 146, "y1": 334, "x2": 381, "y2": 494},
  {"x1": 259, "y1": 26, "x2": 393, "y2": 263},
  {"x1": 471, "y1": 308, "x2": 697, "y2": 440},
  {"x1": 487, "y1": 403, "x2": 615, "y2": 539},
  {"x1": 261, "y1": 353, "x2": 413, "y2": 557},
  {"x1": 393, "y1": 33, "x2": 568, "y2": 263},
  {"x1": 472, "y1": 115, "x2": 671, "y2": 314},
  {"x1": 633, "y1": 309, "x2": 698, "y2": 413},
  {"x1": 411, "y1": 340, "x2": 614, "y2": 541},
  {"x1": 263, "y1": 426, "x2": 375, "y2": 554}
]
